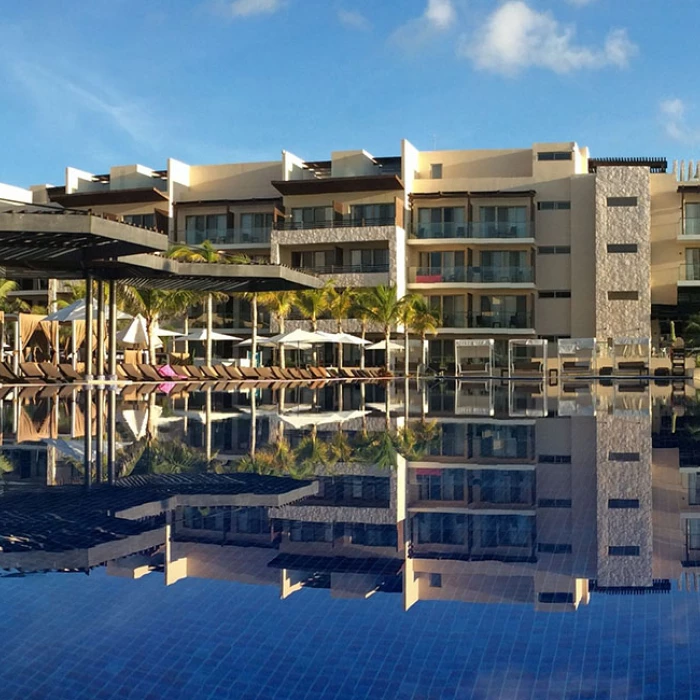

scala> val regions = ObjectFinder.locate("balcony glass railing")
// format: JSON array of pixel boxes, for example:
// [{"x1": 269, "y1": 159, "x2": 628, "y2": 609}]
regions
[
  {"x1": 680, "y1": 263, "x2": 700, "y2": 281},
  {"x1": 185, "y1": 228, "x2": 271, "y2": 246},
  {"x1": 438, "y1": 311, "x2": 533, "y2": 329},
  {"x1": 410, "y1": 266, "x2": 534, "y2": 284},
  {"x1": 275, "y1": 217, "x2": 396, "y2": 231},
  {"x1": 412, "y1": 222, "x2": 532, "y2": 240},
  {"x1": 298, "y1": 264, "x2": 390, "y2": 276},
  {"x1": 682, "y1": 218, "x2": 700, "y2": 236}
]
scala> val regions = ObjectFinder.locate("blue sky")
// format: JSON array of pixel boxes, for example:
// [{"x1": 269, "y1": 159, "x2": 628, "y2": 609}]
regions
[{"x1": 1, "y1": 0, "x2": 698, "y2": 187}]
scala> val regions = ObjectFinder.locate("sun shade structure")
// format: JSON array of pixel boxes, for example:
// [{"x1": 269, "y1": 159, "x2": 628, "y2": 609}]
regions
[
  {"x1": 183, "y1": 329, "x2": 242, "y2": 342},
  {"x1": 316, "y1": 331, "x2": 370, "y2": 346},
  {"x1": 508, "y1": 338, "x2": 548, "y2": 378},
  {"x1": 366, "y1": 339, "x2": 404, "y2": 352},
  {"x1": 118, "y1": 314, "x2": 182, "y2": 347},
  {"x1": 455, "y1": 339, "x2": 494, "y2": 377},
  {"x1": 278, "y1": 409, "x2": 369, "y2": 429},
  {"x1": 557, "y1": 338, "x2": 597, "y2": 377},
  {"x1": 267, "y1": 329, "x2": 328, "y2": 345},
  {"x1": 611, "y1": 337, "x2": 651, "y2": 375},
  {"x1": 44, "y1": 298, "x2": 132, "y2": 322}
]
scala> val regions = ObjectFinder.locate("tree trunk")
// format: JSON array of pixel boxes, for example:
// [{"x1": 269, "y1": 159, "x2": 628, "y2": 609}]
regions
[
  {"x1": 279, "y1": 315, "x2": 286, "y2": 368},
  {"x1": 148, "y1": 318, "x2": 157, "y2": 365},
  {"x1": 205, "y1": 293, "x2": 213, "y2": 366},
  {"x1": 360, "y1": 322, "x2": 366, "y2": 369},
  {"x1": 384, "y1": 326, "x2": 391, "y2": 372},
  {"x1": 404, "y1": 327, "x2": 410, "y2": 377},
  {"x1": 311, "y1": 315, "x2": 318, "y2": 366},
  {"x1": 421, "y1": 332, "x2": 428, "y2": 368},
  {"x1": 251, "y1": 294, "x2": 258, "y2": 368},
  {"x1": 337, "y1": 318, "x2": 343, "y2": 370}
]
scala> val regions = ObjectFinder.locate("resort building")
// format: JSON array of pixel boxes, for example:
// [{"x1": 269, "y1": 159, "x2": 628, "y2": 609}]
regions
[{"x1": 12, "y1": 140, "x2": 700, "y2": 368}]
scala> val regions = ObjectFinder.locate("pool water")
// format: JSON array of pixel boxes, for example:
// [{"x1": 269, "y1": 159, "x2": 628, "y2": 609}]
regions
[{"x1": 1, "y1": 379, "x2": 699, "y2": 699}]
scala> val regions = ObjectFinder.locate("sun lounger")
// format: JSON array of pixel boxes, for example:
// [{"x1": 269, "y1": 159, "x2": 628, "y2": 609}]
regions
[
  {"x1": 225, "y1": 366, "x2": 245, "y2": 380},
  {"x1": 0, "y1": 363, "x2": 27, "y2": 384},
  {"x1": 137, "y1": 364, "x2": 166, "y2": 382},
  {"x1": 37, "y1": 385, "x2": 60, "y2": 399},
  {"x1": 238, "y1": 367, "x2": 259, "y2": 380},
  {"x1": 184, "y1": 365, "x2": 207, "y2": 379},
  {"x1": 121, "y1": 364, "x2": 146, "y2": 381},
  {"x1": 199, "y1": 366, "x2": 219, "y2": 380},
  {"x1": 20, "y1": 362, "x2": 57, "y2": 383},
  {"x1": 39, "y1": 363, "x2": 66, "y2": 382}
]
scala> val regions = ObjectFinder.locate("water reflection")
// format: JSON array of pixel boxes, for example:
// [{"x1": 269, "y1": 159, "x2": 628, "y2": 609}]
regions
[{"x1": 0, "y1": 378, "x2": 698, "y2": 613}]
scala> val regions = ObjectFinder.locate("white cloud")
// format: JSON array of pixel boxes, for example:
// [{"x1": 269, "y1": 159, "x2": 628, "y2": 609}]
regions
[
  {"x1": 390, "y1": 0, "x2": 457, "y2": 50},
  {"x1": 425, "y1": 0, "x2": 457, "y2": 30},
  {"x1": 8, "y1": 59, "x2": 158, "y2": 147},
  {"x1": 461, "y1": 1, "x2": 636, "y2": 76},
  {"x1": 228, "y1": 0, "x2": 283, "y2": 18},
  {"x1": 660, "y1": 98, "x2": 700, "y2": 145},
  {"x1": 337, "y1": 8, "x2": 371, "y2": 31}
]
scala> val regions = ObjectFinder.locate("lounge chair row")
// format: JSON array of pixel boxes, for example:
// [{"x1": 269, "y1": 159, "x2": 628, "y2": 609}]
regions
[{"x1": 7, "y1": 361, "x2": 387, "y2": 386}]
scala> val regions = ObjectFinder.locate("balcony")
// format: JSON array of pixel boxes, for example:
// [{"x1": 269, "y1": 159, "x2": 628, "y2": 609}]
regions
[
  {"x1": 678, "y1": 263, "x2": 700, "y2": 284},
  {"x1": 409, "y1": 266, "x2": 534, "y2": 286},
  {"x1": 297, "y1": 263, "x2": 391, "y2": 286},
  {"x1": 185, "y1": 227, "x2": 271, "y2": 247},
  {"x1": 438, "y1": 311, "x2": 534, "y2": 332},
  {"x1": 679, "y1": 218, "x2": 700, "y2": 239},
  {"x1": 274, "y1": 217, "x2": 397, "y2": 231},
  {"x1": 411, "y1": 221, "x2": 533, "y2": 241}
]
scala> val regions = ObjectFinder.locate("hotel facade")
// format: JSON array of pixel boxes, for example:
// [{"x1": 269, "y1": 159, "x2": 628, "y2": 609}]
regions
[{"x1": 14, "y1": 140, "x2": 700, "y2": 368}]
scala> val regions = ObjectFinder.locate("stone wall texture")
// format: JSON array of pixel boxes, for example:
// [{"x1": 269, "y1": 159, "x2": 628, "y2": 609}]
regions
[
  {"x1": 595, "y1": 414, "x2": 653, "y2": 587},
  {"x1": 594, "y1": 166, "x2": 652, "y2": 340}
]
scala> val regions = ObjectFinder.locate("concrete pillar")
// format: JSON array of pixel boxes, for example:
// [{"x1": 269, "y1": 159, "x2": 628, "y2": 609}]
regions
[
  {"x1": 96, "y1": 280, "x2": 105, "y2": 379},
  {"x1": 95, "y1": 387, "x2": 104, "y2": 483},
  {"x1": 108, "y1": 280, "x2": 117, "y2": 381},
  {"x1": 13, "y1": 319, "x2": 19, "y2": 375},
  {"x1": 85, "y1": 274, "x2": 94, "y2": 380},
  {"x1": 107, "y1": 387, "x2": 116, "y2": 484},
  {"x1": 83, "y1": 387, "x2": 93, "y2": 488}
]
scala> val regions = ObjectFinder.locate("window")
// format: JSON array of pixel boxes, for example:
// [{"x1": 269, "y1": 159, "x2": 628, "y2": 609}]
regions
[
  {"x1": 350, "y1": 248, "x2": 389, "y2": 271},
  {"x1": 537, "y1": 152, "x2": 572, "y2": 161},
  {"x1": 430, "y1": 163, "x2": 443, "y2": 179},
  {"x1": 538, "y1": 246, "x2": 571, "y2": 255},
  {"x1": 185, "y1": 214, "x2": 227, "y2": 245},
  {"x1": 685, "y1": 203, "x2": 700, "y2": 235},
  {"x1": 538, "y1": 455, "x2": 571, "y2": 464},
  {"x1": 538, "y1": 543, "x2": 572, "y2": 554},
  {"x1": 350, "y1": 203, "x2": 395, "y2": 225},
  {"x1": 240, "y1": 212, "x2": 272, "y2": 242},
  {"x1": 416, "y1": 207, "x2": 466, "y2": 238},
  {"x1": 429, "y1": 573, "x2": 442, "y2": 588},
  {"x1": 608, "y1": 452, "x2": 640, "y2": 462},
  {"x1": 417, "y1": 470, "x2": 466, "y2": 501},
  {"x1": 538, "y1": 499, "x2": 572, "y2": 508},
  {"x1": 607, "y1": 291, "x2": 639, "y2": 300},
  {"x1": 538, "y1": 592, "x2": 574, "y2": 604},
  {"x1": 609, "y1": 546, "x2": 640, "y2": 556},
  {"x1": 608, "y1": 499, "x2": 640, "y2": 509},
  {"x1": 123, "y1": 213, "x2": 155, "y2": 228},
  {"x1": 291, "y1": 250, "x2": 335, "y2": 270},
  {"x1": 478, "y1": 515, "x2": 533, "y2": 548},
  {"x1": 607, "y1": 243, "x2": 638, "y2": 253},
  {"x1": 479, "y1": 206, "x2": 528, "y2": 238},
  {"x1": 607, "y1": 196, "x2": 638, "y2": 207},
  {"x1": 291, "y1": 206, "x2": 332, "y2": 229},
  {"x1": 538, "y1": 290, "x2": 571, "y2": 299},
  {"x1": 537, "y1": 201, "x2": 571, "y2": 210}
]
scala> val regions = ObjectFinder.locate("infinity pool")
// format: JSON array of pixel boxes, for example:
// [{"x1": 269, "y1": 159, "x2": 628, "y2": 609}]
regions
[{"x1": 1, "y1": 379, "x2": 698, "y2": 699}]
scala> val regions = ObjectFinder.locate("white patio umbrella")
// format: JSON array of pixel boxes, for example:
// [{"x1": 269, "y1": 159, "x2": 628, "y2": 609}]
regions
[
  {"x1": 279, "y1": 409, "x2": 369, "y2": 429},
  {"x1": 267, "y1": 328, "x2": 328, "y2": 345},
  {"x1": 183, "y1": 329, "x2": 242, "y2": 342},
  {"x1": 366, "y1": 339, "x2": 404, "y2": 352},
  {"x1": 316, "y1": 331, "x2": 370, "y2": 346},
  {"x1": 44, "y1": 298, "x2": 132, "y2": 322},
  {"x1": 238, "y1": 336, "x2": 278, "y2": 347},
  {"x1": 118, "y1": 314, "x2": 160, "y2": 347}
]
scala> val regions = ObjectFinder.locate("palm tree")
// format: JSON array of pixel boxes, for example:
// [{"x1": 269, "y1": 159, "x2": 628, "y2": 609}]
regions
[
  {"x1": 120, "y1": 287, "x2": 195, "y2": 363},
  {"x1": 352, "y1": 290, "x2": 373, "y2": 370},
  {"x1": 167, "y1": 242, "x2": 233, "y2": 365},
  {"x1": 360, "y1": 285, "x2": 406, "y2": 372},
  {"x1": 327, "y1": 287, "x2": 355, "y2": 369},
  {"x1": 294, "y1": 281, "x2": 333, "y2": 332},
  {"x1": 406, "y1": 296, "x2": 440, "y2": 372},
  {"x1": 241, "y1": 292, "x2": 260, "y2": 367},
  {"x1": 258, "y1": 291, "x2": 296, "y2": 367},
  {"x1": 294, "y1": 281, "x2": 333, "y2": 365}
]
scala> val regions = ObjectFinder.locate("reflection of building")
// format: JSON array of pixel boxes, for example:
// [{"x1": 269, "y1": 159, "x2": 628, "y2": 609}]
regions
[{"x1": 2, "y1": 382, "x2": 698, "y2": 614}]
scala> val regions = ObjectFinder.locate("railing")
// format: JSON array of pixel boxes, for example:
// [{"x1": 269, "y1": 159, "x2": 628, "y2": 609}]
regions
[
  {"x1": 439, "y1": 312, "x2": 534, "y2": 329},
  {"x1": 681, "y1": 218, "x2": 700, "y2": 236},
  {"x1": 409, "y1": 266, "x2": 534, "y2": 284},
  {"x1": 274, "y1": 217, "x2": 396, "y2": 231},
  {"x1": 185, "y1": 227, "x2": 271, "y2": 246},
  {"x1": 298, "y1": 264, "x2": 390, "y2": 276},
  {"x1": 679, "y1": 263, "x2": 700, "y2": 281},
  {"x1": 411, "y1": 222, "x2": 532, "y2": 240}
]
